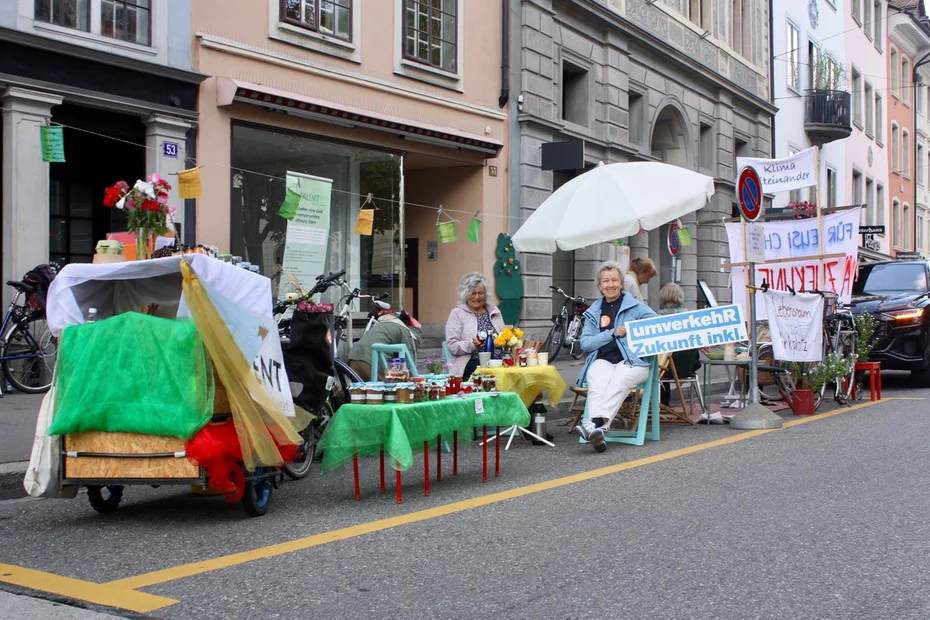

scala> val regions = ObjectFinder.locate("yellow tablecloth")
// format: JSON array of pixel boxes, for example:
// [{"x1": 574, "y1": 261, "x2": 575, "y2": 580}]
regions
[{"x1": 472, "y1": 365, "x2": 567, "y2": 407}]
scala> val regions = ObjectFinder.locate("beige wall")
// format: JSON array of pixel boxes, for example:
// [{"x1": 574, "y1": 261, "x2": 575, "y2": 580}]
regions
[{"x1": 190, "y1": 0, "x2": 510, "y2": 325}]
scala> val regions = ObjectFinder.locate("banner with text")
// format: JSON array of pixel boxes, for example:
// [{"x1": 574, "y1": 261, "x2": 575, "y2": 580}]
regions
[
  {"x1": 762, "y1": 291, "x2": 824, "y2": 362},
  {"x1": 737, "y1": 147, "x2": 817, "y2": 193},
  {"x1": 281, "y1": 172, "x2": 333, "y2": 298},
  {"x1": 625, "y1": 305, "x2": 748, "y2": 358},
  {"x1": 726, "y1": 208, "x2": 860, "y2": 320}
]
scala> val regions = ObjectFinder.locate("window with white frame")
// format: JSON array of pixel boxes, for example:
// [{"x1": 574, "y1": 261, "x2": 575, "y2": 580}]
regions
[
  {"x1": 903, "y1": 58, "x2": 911, "y2": 103},
  {"x1": 788, "y1": 21, "x2": 801, "y2": 93},
  {"x1": 789, "y1": 146, "x2": 802, "y2": 204},
  {"x1": 100, "y1": 0, "x2": 150, "y2": 46},
  {"x1": 853, "y1": 69, "x2": 863, "y2": 127},
  {"x1": 826, "y1": 166, "x2": 837, "y2": 210},
  {"x1": 281, "y1": 0, "x2": 353, "y2": 41},
  {"x1": 877, "y1": 184, "x2": 885, "y2": 226},
  {"x1": 892, "y1": 123, "x2": 901, "y2": 171},
  {"x1": 731, "y1": 0, "x2": 752, "y2": 60},
  {"x1": 865, "y1": 82, "x2": 874, "y2": 136},
  {"x1": 904, "y1": 204, "x2": 911, "y2": 249},
  {"x1": 866, "y1": 177, "x2": 875, "y2": 225},
  {"x1": 404, "y1": 0, "x2": 457, "y2": 73},
  {"x1": 874, "y1": 1, "x2": 883, "y2": 49},
  {"x1": 35, "y1": 0, "x2": 89, "y2": 31},
  {"x1": 852, "y1": 0, "x2": 861, "y2": 23},
  {"x1": 876, "y1": 93, "x2": 884, "y2": 144},
  {"x1": 893, "y1": 199, "x2": 902, "y2": 246},
  {"x1": 853, "y1": 169, "x2": 864, "y2": 223},
  {"x1": 918, "y1": 210, "x2": 926, "y2": 252},
  {"x1": 904, "y1": 129, "x2": 911, "y2": 177},
  {"x1": 892, "y1": 49, "x2": 900, "y2": 96},
  {"x1": 864, "y1": 0, "x2": 872, "y2": 40},
  {"x1": 919, "y1": 144, "x2": 925, "y2": 187}
]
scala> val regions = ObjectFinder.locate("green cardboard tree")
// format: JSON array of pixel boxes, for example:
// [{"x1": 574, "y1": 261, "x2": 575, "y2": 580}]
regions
[{"x1": 493, "y1": 233, "x2": 523, "y2": 325}]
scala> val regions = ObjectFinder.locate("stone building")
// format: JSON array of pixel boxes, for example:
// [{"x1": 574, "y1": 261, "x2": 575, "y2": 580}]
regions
[{"x1": 508, "y1": 0, "x2": 776, "y2": 335}]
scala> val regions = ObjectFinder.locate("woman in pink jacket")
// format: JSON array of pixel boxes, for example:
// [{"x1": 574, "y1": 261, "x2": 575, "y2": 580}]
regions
[{"x1": 445, "y1": 272, "x2": 506, "y2": 380}]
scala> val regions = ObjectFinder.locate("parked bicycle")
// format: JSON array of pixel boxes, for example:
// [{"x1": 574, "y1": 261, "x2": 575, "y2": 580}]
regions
[
  {"x1": 2, "y1": 266, "x2": 58, "y2": 394},
  {"x1": 542, "y1": 286, "x2": 588, "y2": 363}
]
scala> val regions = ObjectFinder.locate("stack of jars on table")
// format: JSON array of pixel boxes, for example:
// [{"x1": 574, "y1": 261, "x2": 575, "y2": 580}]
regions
[{"x1": 347, "y1": 372, "x2": 489, "y2": 406}]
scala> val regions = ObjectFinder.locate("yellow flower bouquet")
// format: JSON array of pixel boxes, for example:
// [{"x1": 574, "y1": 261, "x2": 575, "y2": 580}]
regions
[{"x1": 494, "y1": 327, "x2": 524, "y2": 358}]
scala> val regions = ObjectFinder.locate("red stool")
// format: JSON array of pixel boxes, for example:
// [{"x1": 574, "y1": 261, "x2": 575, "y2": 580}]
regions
[{"x1": 854, "y1": 362, "x2": 882, "y2": 401}]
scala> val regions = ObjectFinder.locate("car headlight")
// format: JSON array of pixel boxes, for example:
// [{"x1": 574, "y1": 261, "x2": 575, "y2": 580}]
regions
[{"x1": 885, "y1": 308, "x2": 925, "y2": 323}]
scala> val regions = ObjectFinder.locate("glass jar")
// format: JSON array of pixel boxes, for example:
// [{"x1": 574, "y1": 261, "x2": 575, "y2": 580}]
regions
[
  {"x1": 396, "y1": 383, "x2": 412, "y2": 404},
  {"x1": 482, "y1": 375, "x2": 497, "y2": 392},
  {"x1": 348, "y1": 383, "x2": 367, "y2": 405},
  {"x1": 366, "y1": 386, "x2": 384, "y2": 405},
  {"x1": 385, "y1": 358, "x2": 409, "y2": 383},
  {"x1": 383, "y1": 385, "x2": 398, "y2": 404}
]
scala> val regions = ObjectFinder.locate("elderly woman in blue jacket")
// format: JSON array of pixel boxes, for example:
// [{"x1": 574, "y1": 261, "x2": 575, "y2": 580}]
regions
[{"x1": 575, "y1": 260, "x2": 657, "y2": 453}]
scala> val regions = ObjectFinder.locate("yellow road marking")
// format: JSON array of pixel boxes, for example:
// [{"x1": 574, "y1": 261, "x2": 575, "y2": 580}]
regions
[
  {"x1": 0, "y1": 563, "x2": 177, "y2": 613},
  {"x1": 2, "y1": 396, "x2": 902, "y2": 611},
  {"x1": 111, "y1": 397, "x2": 895, "y2": 591}
]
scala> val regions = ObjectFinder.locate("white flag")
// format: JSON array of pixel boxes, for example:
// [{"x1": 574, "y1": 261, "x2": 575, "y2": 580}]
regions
[{"x1": 762, "y1": 290, "x2": 824, "y2": 362}]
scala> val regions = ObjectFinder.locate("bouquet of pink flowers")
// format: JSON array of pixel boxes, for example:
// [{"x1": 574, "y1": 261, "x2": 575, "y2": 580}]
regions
[{"x1": 103, "y1": 173, "x2": 174, "y2": 236}]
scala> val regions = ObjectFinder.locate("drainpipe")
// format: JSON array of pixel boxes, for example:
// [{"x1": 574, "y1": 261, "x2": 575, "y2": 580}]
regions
[
  {"x1": 498, "y1": 0, "x2": 510, "y2": 108},
  {"x1": 913, "y1": 50, "x2": 930, "y2": 253},
  {"x1": 769, "y1": 0, "x2": 776, "y2": 158}
]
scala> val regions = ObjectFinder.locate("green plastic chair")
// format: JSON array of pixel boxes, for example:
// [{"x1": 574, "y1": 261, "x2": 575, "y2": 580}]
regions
[
  {"x1": 578, "y1": 357, "x2": 661, "y2": 447},
  {"x1": 371, "y1": 344, "x2": 419, "y2": 379}
]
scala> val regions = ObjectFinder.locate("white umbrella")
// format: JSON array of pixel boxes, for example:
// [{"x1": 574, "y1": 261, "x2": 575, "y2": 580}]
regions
[{"x1": 511, "y1": 162, "x2": 715, "y2": 253}]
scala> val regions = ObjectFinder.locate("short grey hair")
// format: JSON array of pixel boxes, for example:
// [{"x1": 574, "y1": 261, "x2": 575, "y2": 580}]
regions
[
  {"x1": 596, "y1": 261, "x2": 625, "y2": 287},
  {"x1": 458, "y1": 272, "x2": 490, "y2": 305},
  {"x1": 659, "y1": 282, "x2": 685, "y2": 308}
]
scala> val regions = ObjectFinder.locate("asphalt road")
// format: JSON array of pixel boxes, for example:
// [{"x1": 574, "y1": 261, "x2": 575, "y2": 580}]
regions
[{"x1": 1, "y1": 372, "x2": 928, "y2": 619}]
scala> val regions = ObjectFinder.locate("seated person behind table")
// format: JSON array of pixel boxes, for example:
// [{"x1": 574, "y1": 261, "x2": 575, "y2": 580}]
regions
[
  {"x1": 575, "y1": 261, "x2": 657, "y2": 453},
  {"x1": 657, "y1": 282, "x2": 702, "y2": 406},
  {"x1": 445, "y1": 272, "x2": 505, "y2": 381},
  {"x1": 348, "y1": 311, "x2": 417, "y2": 381}
]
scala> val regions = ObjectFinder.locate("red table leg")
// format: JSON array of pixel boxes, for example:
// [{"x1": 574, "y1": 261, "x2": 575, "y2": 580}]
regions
[
  {"x1": 424, "y1": 440, "x2": 430, "y2": 496},
  {"x1": 396, "y1": 468, "x2": 402, "y2": 504},
  {"x1": 877, "y1": 370, "x2": 882, "y2": 400},
  {"x1": 453, "y1": 430, "x2": 458, "y2": 476},
  {"x1": 353, "y1": 455, "x2": 361, "y2": 501},
  {"x1": 495, "y1": 426, "x2": 501, "y2": 477},
  {"x1": 379, "y1": 447, "x2": 385, "y2": 494},
  {"x1": 437, "y1": 437, "x2": 442, "y2": 481},
  {"x1": 482, "y1": 426, "x2": 488, "y2": 483}
]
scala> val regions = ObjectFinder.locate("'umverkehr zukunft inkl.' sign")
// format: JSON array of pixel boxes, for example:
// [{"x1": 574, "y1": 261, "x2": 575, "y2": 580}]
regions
[{"x1": 625, "y1": 305, "x2": 748, "y2": 357}]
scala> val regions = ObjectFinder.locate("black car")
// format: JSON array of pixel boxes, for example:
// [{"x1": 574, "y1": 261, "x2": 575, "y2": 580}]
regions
[{"x1": 849, "y1": 260, "x2": 930, "y2": 385}]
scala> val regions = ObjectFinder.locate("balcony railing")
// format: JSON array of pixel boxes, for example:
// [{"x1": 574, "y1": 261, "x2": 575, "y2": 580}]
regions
[{"x1": 804, "y1": 90, "x2": 852, "y2": 144}]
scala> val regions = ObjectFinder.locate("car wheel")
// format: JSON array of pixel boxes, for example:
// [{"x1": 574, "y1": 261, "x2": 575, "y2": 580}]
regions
[{"x1": 912, "y1": 364, "x2": 930, "y2": 387}]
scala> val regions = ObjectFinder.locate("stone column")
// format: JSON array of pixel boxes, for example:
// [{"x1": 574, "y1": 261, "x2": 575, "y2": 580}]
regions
[
  {"x1": 145, "y1": 114, "x2": 193, "y2": 240},
  {"x1": 2, "y1": 87, "x2": 63, "y2": 309}
]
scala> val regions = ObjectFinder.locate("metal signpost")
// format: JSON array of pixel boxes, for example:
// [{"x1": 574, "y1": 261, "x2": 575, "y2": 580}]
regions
[
  {"x1": 667, "y1": 219, "x2": 681, "y2": 282},
  {"x1": 730, "y1": 166, "x2": 784, "y2": 430}
]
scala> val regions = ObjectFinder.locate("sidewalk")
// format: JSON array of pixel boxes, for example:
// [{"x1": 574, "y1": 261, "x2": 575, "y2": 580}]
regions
[{"x1": 0, "y1": 590, "x2": 125, "y2": 619}]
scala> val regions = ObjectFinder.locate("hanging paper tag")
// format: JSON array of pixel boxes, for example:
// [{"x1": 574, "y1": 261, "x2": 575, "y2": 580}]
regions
[
  {"x1": 177, "y1": 168, "x2": 202, "y2": 199},
  {"x1": 437, "y1": 220, "x2": 457, "y2": 243},
  {"x1": 40, "y1": 126, "x2": 65, "y2": 163},
  {"x1": 475, "y1": 398, "x2": 485, "y2": 415},
  {"x1": 355, "y1": 208, "x2": 375, "y2": 235},
  {"x1": 676, "y1": 226, "x2": 692, "y2": 246},
  {"x1": 278, "y1": 187, "x2": 301, "y2": 220},
  {"x1": 467, "y1": 216, "x2": 481, "y2": 243}
]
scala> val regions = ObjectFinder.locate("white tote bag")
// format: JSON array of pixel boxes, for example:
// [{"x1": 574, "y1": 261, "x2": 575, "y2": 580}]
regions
[{"x1": 23, "y1": 386, "x2": 76, "y2": 499}]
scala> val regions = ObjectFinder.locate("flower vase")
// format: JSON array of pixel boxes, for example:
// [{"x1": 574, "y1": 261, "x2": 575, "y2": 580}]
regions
[
  {"x1": 135, "y1": 228, "x2": 152, "y2": 260},
  {"x1": 502, "y1": 353, "x2": 515, "y2": 367}
]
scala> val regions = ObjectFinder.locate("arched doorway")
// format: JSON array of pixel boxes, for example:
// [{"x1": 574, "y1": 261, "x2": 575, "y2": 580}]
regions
[{"x1": 633, "y1": 103, "x2": 696, "y2": 309}]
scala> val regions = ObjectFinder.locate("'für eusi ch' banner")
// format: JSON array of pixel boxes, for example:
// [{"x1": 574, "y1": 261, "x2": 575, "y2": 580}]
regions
[
  {"x1": 725, "y1": 208, "x2": 860, "y2": 320},
  {"x1": 281, "y1": 172, "x2": 333, "y2": 297},
  {"x1": 737, "y1": 147, "x2": 817, "y2": 193}
]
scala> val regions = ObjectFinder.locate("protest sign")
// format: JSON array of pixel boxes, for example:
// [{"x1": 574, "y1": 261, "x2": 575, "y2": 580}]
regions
[
  {"x1": 762, "y1": 291, "x2": 824, "y2": 362},
  {"x1": 725, "y1": 209, "x2": 859, "y2": 319},
  {"x1": 280, "y1": 172, "x2": 333, "y2": 299},
  {"x1": 625, "y1": 305, "x2": 748, "y2": 357},
  {"x1": 737, "y1": 147, "x2": 817, "y2": 193}
]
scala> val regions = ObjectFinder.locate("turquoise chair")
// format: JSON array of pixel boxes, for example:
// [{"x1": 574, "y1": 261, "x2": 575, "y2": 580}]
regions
[
  {"x1": 441, "y1": 341, "x2": 453, "y2": 366},
  {"x1": 578, "y1": 357, "x2": 660, "y2": 447},
  {"x1": 371, "y1": 343, "x2": 419, "y2": 379}
]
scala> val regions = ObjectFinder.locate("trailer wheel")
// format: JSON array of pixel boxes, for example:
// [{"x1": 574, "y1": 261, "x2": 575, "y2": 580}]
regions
[
  {"x1": 241, "y1": 467, "x2": 273, "y2": 517},
  {"x1": 87, "y1": 485, "x2": 124, "y2": 513}
]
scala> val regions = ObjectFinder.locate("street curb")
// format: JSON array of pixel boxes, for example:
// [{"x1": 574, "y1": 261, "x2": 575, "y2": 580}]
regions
[{"x1": 0, "y1": 462, "x2": 28, "y2": 501}]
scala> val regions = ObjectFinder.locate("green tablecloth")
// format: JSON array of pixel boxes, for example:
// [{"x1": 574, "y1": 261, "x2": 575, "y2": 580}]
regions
[{"x1": 318, "y1": 393, "x2": 530, "y2": 473}]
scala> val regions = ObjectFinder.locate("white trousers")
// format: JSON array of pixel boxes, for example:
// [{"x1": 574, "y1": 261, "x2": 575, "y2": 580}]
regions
[{"x1": 585, "y1": 359, "x2": 650, "y2": 427}]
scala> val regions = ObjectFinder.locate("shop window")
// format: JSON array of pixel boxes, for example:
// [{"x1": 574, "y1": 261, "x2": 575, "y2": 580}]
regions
[
  {"x1": 230, "y1": 124, "x2": 403, "y2": 307},
  {"x1": 561, "y1": 60, "x2": 590, "y2": 127},
  {"x1": 281, "y1": 0, "x2": 352, "y2": 42},
  {"x1": 403, "y1": 0, "x2": 457, "y2": 73},
  {"x1": 35, "y1": 0, "x2": 90, "y2": 31},
  {"x1": 101, "y1": 0, "x2": 151, "y2": 46}
]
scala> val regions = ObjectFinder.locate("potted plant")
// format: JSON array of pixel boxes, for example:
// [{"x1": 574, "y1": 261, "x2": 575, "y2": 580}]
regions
[
  {"x1": 855, "y1": 312, "x2": 878, "y2": 363},
  {"x1": 783, "y1": 352, "x2": 856, "y2": 415}
]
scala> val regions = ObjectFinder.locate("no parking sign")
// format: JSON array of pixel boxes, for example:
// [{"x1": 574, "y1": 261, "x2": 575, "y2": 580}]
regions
[{"x1": 737, "y1": 167, "x2": 763, "y2": 222}]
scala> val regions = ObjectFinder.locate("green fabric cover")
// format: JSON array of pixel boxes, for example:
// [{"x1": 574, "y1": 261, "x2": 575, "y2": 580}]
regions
[
  {"x1": 48, "y1": 313, "x2": 214, "y2": 439},
  {"x1": 493, "y1": 233, "x2": 523, "y2": 325},
  {"x1": 318, "y1": 393, "x2": 530, "y2": 473}
]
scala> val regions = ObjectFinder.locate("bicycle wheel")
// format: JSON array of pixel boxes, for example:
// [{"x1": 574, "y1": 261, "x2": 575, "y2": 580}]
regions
[
  {"x1": 2, "y1": 316, "x2": 57, "y2": 394},
  {"x1": 282, "y1": 398, "x2": 333, "y2": 479},
  {"x1": 569, "y1": 318, "x2": 585, "y2": 360},
  {"x1": 331, "y1": 358, "x2": 362, "y2": 411},
  {"x1": 544, "y1": 322, "x2": 565, "y2": 363}
]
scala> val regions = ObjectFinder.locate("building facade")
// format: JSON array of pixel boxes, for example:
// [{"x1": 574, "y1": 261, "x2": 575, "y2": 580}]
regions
[
  {"x1": 0, "y1": 0, "x2": 203, "y2": 307},
  {"x1": 511, "y1": 0, "x2": 776, "y2": 335},
  {"x1": 887, "y1": 0, "x2": 930, "y2": 256},
  {"x1": 191, "y1": 0, "x2": 510, "y2": 331}
]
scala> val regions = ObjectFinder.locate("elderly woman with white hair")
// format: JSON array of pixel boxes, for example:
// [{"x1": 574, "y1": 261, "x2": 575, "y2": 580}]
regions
[
  {"x1": 575, "y1": 260, "x2": 657, "y2": 453},
  {"x1": 445, "y1": 272, "x2": 506, "y2": 380}
]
